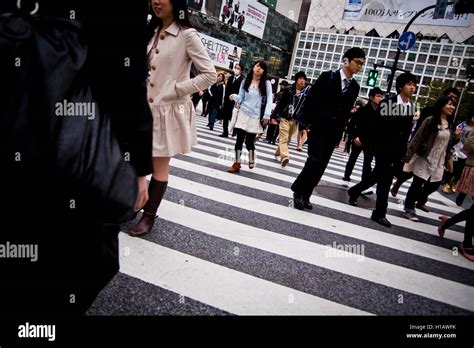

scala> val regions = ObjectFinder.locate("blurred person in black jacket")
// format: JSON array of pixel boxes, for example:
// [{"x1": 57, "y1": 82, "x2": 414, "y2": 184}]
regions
[
  {"x1": 220, "y1": 64, "x2": 244, "y2": 137},
  {"x1": 342, "y1": 88, "x2": 383, "y2": 187},
  {"x1": 0, "y1": 0, "x2": 153, "y2": 315}
]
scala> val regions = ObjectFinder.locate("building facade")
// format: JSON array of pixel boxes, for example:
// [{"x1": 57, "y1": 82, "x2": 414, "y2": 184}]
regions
[
  {"x1": 289, "y1": 31, "x2": 473, "y2": 101},
  {"x1": 189, "y1": 0, "x2": 299, "y2": 79}
]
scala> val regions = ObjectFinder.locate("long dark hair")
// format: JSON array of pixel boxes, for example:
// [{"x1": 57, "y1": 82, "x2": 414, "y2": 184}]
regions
[
  {"x1": 243, "y1": 60, "x2": 269, "y2": 96},
  {"x1": 429, "y1": 95, "x2": 454, "y2": 133},
  {"x1": 146, "y1": 0, "x2": 193, "y2": 43}
]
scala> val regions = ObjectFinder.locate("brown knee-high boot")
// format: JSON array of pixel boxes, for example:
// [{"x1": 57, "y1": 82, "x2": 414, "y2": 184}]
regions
[{"x1": 129, "y1": 178, "x2": 168, "y2": 237}]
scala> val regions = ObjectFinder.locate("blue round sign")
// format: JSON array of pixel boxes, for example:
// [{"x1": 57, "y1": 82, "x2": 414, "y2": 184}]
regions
[{"x1": 398, "y1": 31, "x2": 416, "y2": 51}]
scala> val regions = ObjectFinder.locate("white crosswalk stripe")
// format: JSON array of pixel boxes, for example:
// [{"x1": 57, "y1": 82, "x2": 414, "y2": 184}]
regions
[{"x1": 91, "y1": 115, "x2": 473, "y2": 316}]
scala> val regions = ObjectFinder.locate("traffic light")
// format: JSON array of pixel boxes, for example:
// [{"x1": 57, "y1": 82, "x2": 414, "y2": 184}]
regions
[
  {"x1": 454, "y1": 0, "x2": 474, "y2": 14},
  {"x1": 367, "y1": 70, "x2": 378, "y2": 87}
]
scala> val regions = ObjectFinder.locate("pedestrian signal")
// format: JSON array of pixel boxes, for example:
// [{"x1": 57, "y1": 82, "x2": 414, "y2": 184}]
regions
[{"x1": 367, "y1": 70, "x2": 378, "y2": 87}]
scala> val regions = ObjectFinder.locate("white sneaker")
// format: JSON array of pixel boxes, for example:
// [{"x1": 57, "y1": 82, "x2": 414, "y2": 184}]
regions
[{"x1": 361, "y1": 189, "x2": 374, "y2": 195}]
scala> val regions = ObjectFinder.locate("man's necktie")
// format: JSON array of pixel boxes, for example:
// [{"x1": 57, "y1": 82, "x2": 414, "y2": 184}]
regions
[{"x1": 342, "y1": 78, "x2": 350, "y2": 95}]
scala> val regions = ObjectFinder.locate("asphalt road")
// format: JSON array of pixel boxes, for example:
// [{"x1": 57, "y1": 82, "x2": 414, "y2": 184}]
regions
[{"x1": 86, "y1": 114, "x2": 473, "y2": 316}]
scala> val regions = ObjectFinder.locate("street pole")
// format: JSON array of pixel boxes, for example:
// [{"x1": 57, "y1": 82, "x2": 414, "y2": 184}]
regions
[{"x1": 386, "y1": 3, "x2": 453, "y2": 95}]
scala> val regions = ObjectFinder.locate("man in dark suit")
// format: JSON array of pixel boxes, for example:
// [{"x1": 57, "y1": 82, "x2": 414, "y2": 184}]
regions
[
  {"x1": 219, "y1": 64, "x2": 244, "y2": 137},
  {"x1": 291, "y1": 47, "x2": 365, "y2": 210},
  {"x1": 348, "y1": 72, "x2": 418, "y2": 227}
]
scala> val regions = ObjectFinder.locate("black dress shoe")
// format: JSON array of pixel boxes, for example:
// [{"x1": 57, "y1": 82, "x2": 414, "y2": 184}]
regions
[
  {"x1": 347, "y1": 192, "x2": 358, "y2": 206},
  {"x1": 293, "y1": 192, "x2": 305, "y2": 210},
  {"x1": 371, "y1": 213, "x2": 392, "y2": 228},
  {"x1": 218, "y1": 133, "x2": 228, "y2": 138},
  {"x1": 304, "y1": 201, "x2": 313, "y2": 210}
]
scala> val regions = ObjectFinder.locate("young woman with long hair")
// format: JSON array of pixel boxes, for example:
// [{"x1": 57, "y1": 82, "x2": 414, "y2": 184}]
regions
[{"x1": 228, "y1": 60, "x2": 273, "y2": 173}]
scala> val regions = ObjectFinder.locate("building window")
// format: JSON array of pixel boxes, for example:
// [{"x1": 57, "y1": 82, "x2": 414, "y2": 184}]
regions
[
  {"x1": 308, "y1": 60, "x2": 315, "y2": 68},
  {"x1": 346, "y1": 37, "x2": 354, "y2": 45},
  {"x1": 321, "y1": 34, "x2": 328, "y2": 42},
  {"x1": 466, "y1": 47, "x2": 474, "y2": 57},
  {"x1": 318, "y1": 52, "x2": 325, "y2": 60},
  {"x1": 295, "y1": 58, "x2": 301, "y2": 66},
  {"x1": 297, "y1": 49, "x2": 303, "y2": 58},
  {"x1": 335, "y1": 45, "x2": 343, "y2": 53},
  {"x1": 453, "y1": 46, "x2": 464, "y2": 56},
  {"x1": 316, "y1": 61, "x2": 322, "y2": 69},
  {"x1": 373, "y1": 38, "x2": 381, "y2": 46},
  {"x1": 305, "y1": 42, "x2": 312, "y2": 49},
  {"x1": 329, "y1": 35, "x2": 337, "y2": 43},
  {"x1": 326, "y1": 53, "x2": 333, "y2": 61},
  {"x1": 420, "y1": 43, "x2": 430, "y2": 53},
  {"x1": 447, "y1": 68, "x2": 457, "y2": 78},
  {"x1": 314, "y1": 34, "x2": 321, "y2": 41},
  {"x1": 417, "y1": 54, "x2": 427, "y2": 63},
  {"x1": 337, "y1": 36, "x2": 345, "y2": 43},
  {"x1": 320, "y1": 43, "x2": 327, "y2": 51},
  {"x1": 425, "y1": 66, "x2": 435, "y2": 75},
  {"x1": 415, "y1": 64, "x2": 424, "y2": 74},
  {"x1": 412, "y1": 43, "x2": 420, "y2": 51},
  {"x1": 439, "y1": 56, "x2": 449, "y2": 65},
  {"x1": 354, "y1": 37, "x2": 362, "y2": 45},
  {"x1": 378, "y1": 50, "x2": 387, "y2": 58},
  {"x1": 312, "y1": 43, "x2": 319, "y2": 50},
  {"x1": 442, "y1": 45, "x2": 452, "y2": 55},
  {"x1": 307, "y1": 33, "x2": 314, "y2": 41},
  {"x1": 428, "y1": 55, "x2": 438, "y2": 64},
  {"x1": 334, "y1": 54, "x2": 341, "y2": 62},
  {"x1": 422, "y1": 76, "x2": 432, "y2": 85},
  {"x1": 388, "y1": 50, "x2": 397, "y2": 60},
  {"x1": 310, "y1": 51, "x2": 317, "y2": 59},
  {"x1": 407, "y1": 52, "x2": 416, "y2": 62},
  {"x1": 390, "y1": 41, "x2": 398, "y2": 49},
  {"x1": 328, "y1": 44, "x2": 335, "y2": 51},
  {"x1": 300, "y1": 33, "x2": 307, "y2": 40},
  {"x1": 436, "y1": 67, "x2": 446, "y2": 75},
  {"x1": 303, "y1": 50, "x2": 310, "y2": 59},
  {"x1": 381, "y1": 40, "x2": 389, "y2": 48},
  {"x1": 363, "y1": 38, "x2": 371, "y2": 46},
  {"x1": 431, "y1": 44, "x2": 441, "y2": 54},
  {"x1": 302, "y1": 59, "x2": 308, "y2": 67},
  {"x1": 298, "y1": 41, "x2": 304, "y2": 49},
  {"x1": 405, "y1": 63, "x2": 414, "y2": 71}
]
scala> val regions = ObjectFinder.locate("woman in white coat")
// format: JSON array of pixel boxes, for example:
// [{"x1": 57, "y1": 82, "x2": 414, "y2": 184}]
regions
[{"x1": 130, "y1": 0, "x2": 215, "y2": 236}]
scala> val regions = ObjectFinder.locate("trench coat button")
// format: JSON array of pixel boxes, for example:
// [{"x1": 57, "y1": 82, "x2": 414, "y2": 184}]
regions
[
  {"x1": 155, "y1": 48, "x2": 159, "y2": 54},
  {"x1": 149, "y1": 98, "x2": 154, "y2": 103},
  {"x1": 160, "y1": 35, "x2": 165, "y2": 40},
  {"x1": 151, "y1": 65, "x2": 156, "y2": 70},
  {"x1": 150, "y1": 82, "x2": 155, "y2": 87}
]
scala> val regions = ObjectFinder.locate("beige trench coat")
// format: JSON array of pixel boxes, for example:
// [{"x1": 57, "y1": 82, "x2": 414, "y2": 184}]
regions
[{"x1": 147, "y1": 22, "x2": 215, "y2": 157}]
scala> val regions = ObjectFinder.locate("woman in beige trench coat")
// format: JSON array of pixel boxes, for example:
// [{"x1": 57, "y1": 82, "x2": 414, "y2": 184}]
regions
[{"x1": 130, "y1": 0, "x2": 215, "y2": 236}]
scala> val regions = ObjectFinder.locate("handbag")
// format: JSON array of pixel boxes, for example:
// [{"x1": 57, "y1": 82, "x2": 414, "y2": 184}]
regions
[
  {"x1": 229, "y1": 107, "x2": 239, "y2": 134},
  {"x1": 0, "y1": 4, "x2": 137, "y2": 223}
]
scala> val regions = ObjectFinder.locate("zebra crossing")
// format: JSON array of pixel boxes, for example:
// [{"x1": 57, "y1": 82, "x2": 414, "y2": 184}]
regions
[{"x1": 87, "y1": 115, "x2": 473, "y2": 316}]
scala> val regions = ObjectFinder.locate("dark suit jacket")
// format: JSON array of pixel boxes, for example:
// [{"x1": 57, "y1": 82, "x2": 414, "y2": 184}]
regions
[
  {"x1": 367, "y1": 95, "x2": 415, "y2": 157},
  {"x1": 222, "y1": 74, "x2": 243, "y2": 118},
  {"x1": 351, "y1": 103, "x2": 379, "y2": 148},
  {"x1": 302, "y1": 69, "x2": 360, "y2": 131}
]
